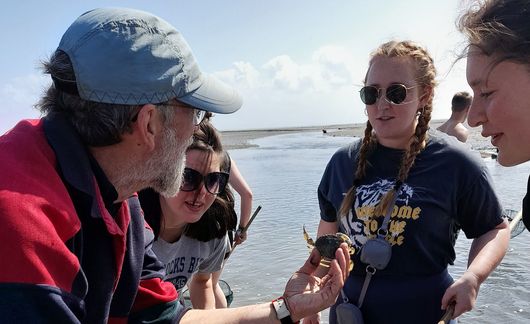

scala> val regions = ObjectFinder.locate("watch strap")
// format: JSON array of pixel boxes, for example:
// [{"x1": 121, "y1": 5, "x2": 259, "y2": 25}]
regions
[{"x1": 272, "y1": 297, "x2": 298, "y2": 324}]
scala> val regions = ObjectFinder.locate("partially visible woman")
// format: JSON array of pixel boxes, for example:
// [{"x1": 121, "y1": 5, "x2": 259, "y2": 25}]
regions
[
  {"x1": 458, "y1": 0, "x2": 530, "y2": 230},
  {"x1": 137, "y1": 120, "x2": 233, "y2": 309},
  {"x1": 313, "y1": 40, "x2": 509, "y2": 323}
]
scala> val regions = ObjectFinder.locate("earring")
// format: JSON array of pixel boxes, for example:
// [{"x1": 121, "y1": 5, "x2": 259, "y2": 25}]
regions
[{"x1": 364, "y1": 108, "x2": 368, "y2": 116}]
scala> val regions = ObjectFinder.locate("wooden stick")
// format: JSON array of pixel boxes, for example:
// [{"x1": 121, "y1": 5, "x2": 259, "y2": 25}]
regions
[
  {"x1": 239, "y1": 205, "x2": 262, "y2": 236},
  {"x1": 438, "y1": 302, "x2": 455, "y2": 324},
  {"x1": 226, "y1": 205, "x2": 262, "y2": 259}
]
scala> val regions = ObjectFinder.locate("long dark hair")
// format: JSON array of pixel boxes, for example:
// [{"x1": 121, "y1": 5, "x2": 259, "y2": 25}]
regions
[
  {"x1": 139, "y1": 120, "x2": 235, "y2": 242},
  {"x1": 209, "y1": 152, "x2": 238, "y2": 232},
  {"x1": 458, "y1": 0, "x2": 530, "y2": 68}
]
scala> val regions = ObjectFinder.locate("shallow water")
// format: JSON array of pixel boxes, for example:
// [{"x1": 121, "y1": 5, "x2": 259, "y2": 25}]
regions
[{"x1": 221, "y1": 132, "x2": 530, "y2": 323}]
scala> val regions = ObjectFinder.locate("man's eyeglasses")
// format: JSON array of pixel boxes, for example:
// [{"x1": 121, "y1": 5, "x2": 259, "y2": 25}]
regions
[
  {"x1": 180, "y1": 167, "x2": 229, "y2": 195},
  {"x1": 156, "y1": 102, "x2": 206, "y2": 126},
  {"x1": 194, "y1": 109, "x2": 206, "y2": 126},
  {"x1": 359, "y1": 84, "x2": 416, "y2": 105}
]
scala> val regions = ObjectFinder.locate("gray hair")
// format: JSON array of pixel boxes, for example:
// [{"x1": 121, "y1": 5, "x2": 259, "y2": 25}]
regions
[{"x1": 37, "y1": 50, "x2": 175, "y2": 147}]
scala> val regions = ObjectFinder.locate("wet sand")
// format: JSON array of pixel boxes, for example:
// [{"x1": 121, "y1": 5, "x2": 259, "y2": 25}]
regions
[
  {"x1": 220, "y1": 124, "x2": 363, "y2": 150},
  {"x1": 220, "y1": 120, "x2": 494, "y2": 154}
]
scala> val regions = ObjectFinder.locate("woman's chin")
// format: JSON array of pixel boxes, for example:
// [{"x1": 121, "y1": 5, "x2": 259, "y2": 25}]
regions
[{"x1": 496, "y1": 150, "x2": 526, "y2": 167}]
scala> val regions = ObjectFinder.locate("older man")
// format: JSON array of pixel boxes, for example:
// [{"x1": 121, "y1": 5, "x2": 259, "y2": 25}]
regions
[{"x1": 0, "y1": 8, "x2": 348, "y2": 323}]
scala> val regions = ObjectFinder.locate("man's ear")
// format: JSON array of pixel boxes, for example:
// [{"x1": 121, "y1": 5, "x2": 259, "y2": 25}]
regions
[{"x1": 132, "y1": 104, "x2": 160, "y2": 151}]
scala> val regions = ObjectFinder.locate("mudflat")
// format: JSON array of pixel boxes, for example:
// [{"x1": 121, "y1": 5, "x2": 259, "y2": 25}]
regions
[{"x1": 220, "y1": 120, "x2": 493, "y2": 153}]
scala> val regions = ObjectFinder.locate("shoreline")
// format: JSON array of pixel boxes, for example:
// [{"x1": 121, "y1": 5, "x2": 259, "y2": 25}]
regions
[
  {"x1": 220, "y1": 120, "x2": 495, "y2": 154},
  {"x1": 220, "y1": 123, "x2": 365, "y2": 150}
]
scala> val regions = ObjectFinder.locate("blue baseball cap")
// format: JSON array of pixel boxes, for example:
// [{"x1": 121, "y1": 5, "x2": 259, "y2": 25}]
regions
[{"x1": 55, "y1": 7, "x2": 242, "y2": 114}]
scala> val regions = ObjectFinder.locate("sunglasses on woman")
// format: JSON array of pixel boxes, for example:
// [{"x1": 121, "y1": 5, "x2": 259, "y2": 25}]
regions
[
  {"x1": 180, "y1": 167, "x2": 229, "y2": 195},
  {"x1": 359, "y1": 83, "x2": 416, "y2": 105}
]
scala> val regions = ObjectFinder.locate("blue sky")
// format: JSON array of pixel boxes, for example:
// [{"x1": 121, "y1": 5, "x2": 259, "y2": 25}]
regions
[{"x1": 0, "y1": 0, "x2": 469, "y2": 132}]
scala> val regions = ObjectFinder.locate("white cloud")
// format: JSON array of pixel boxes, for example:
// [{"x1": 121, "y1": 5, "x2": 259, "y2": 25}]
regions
[
  {"x1": 311, "y1": 45, "x2": 358, "y2": 87},
  {"x1": 209, "y1": 44, "x2": 367, "y2": 130},
  {"x1": 260, "y1": 47, "x2": 359, "y2": 93},
  {"x1": 215, "y1": 44, "x2": 361, "y2": 96},
  {"x1": 214, "y1": 61, "x2": 260, "y2": 88},
  {"x1": 263, "y1": 55, "x2": 306, "y2": 91}
]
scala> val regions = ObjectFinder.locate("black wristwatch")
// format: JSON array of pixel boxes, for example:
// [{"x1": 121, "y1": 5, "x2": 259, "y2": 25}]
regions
[{"x1": 271, "y1": 297, "x2": 299, "y2": 324}]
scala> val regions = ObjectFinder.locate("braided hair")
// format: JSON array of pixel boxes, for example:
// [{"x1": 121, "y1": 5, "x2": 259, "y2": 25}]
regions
[{"x1": 339, "y1": 40, "x2": 437, "y2": 219}]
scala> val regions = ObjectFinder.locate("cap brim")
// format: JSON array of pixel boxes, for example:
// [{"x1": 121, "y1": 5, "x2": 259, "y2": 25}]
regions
[{"x1": 178, "y1": 74, "x2": 242, "y2": 114}]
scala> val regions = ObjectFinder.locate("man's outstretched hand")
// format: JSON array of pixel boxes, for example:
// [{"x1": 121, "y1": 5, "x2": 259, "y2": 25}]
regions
[{"x1": 283, "y1": 243, "x2": 350, "y2": 322}]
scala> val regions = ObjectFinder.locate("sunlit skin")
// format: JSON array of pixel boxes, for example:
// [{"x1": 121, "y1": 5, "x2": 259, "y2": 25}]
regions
[
  {"x1": 159, "y1": 149, "x2": 222, "y2": 236},
  {"x1": 466, "y1": 48, "x2": 530, "y2": 166},
  {"x1": 365, "y1": 56, "x2": 429, "y2": 149}
]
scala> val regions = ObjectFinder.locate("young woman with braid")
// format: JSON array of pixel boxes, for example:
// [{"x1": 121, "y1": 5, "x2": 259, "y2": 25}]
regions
[{"x1": 314, "y1": 40, "x2": 509, "y2": 323}]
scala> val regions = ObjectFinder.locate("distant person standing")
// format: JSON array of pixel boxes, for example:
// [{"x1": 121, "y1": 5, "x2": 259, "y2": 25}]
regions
[{"x1": 437, "y1": 91, "x2": 473, "y2": 142}]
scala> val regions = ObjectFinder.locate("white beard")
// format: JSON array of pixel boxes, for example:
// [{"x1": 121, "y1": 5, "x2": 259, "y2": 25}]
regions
[
  {"x1": 150, "y1": 126, "x2": 191, "y2": 198},
  {"x1": 115, "y1": 126, "x2": 191, "y2": 198}
]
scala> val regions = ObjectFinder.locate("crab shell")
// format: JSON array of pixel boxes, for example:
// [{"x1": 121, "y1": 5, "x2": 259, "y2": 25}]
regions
[{"x1": 315, "y1": 233, "x2": 353, "y2": 259}]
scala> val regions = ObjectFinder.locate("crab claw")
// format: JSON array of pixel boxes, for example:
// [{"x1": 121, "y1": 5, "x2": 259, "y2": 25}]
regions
[{"x1": 303, "y1": 225, "x2": 315, "y2": 248}]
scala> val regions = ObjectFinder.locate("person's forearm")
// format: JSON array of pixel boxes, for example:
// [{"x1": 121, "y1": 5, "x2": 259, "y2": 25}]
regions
[
  {"x1": 317, "y1": 220, "x2": 338, "y2": 237},
  {"x1": 189, "y1": 278, "x2": 216, "y2": 309},
  {"x1": 229, "y1": 159, "x2": 253, "y2": 227},
  {"x1": 239, "y1": 192, "x2": 252, "y2": 227},
  {"x1": 180, "y1": 302, "x2": 279, "y2": 324},
  {"x1": 467, "y1": 219, "x2": 510, "y2": 284}
]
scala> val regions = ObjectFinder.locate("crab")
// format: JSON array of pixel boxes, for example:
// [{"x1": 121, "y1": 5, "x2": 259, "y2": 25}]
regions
[{"x1": 303, "y1": 226, "x2": 355, "y2": 270}]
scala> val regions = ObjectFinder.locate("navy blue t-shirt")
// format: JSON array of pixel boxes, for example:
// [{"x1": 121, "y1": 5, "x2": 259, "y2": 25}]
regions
[
  {"x1": 320, "y1": 132, "x2": 504, "y2": 323},
  {"x1": 318, "y1": 131, "x2": 504, "y2": 276}
]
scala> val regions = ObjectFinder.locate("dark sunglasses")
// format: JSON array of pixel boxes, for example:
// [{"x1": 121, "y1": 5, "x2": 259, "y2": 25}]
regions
[
  {"x1": 180, "y1": 167, "x2": 229, "y2": 195},
  {"x1": 359, "y1": 84, "x2": 415, "y2": 105}
]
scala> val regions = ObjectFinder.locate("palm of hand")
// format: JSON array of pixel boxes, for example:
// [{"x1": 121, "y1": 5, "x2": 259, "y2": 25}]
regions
[
  {"x1": 284, "y1": 270, "x2": 334, "y2": 320},
  {"x1": 280, "y1": 243, "x2": 348, "y2": 321}
]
